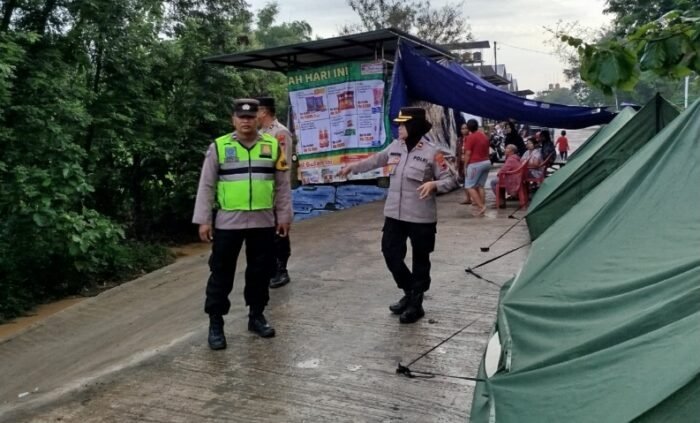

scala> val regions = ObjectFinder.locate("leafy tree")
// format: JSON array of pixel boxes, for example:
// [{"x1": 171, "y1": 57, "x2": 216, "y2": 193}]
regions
[
  {"x1": 0, "y1": 0, "x2": 311, "y2": 321},
  {"x1": 535, "y1": 87, "x2": 581, "y2": 106},
  {"x1": 255, "y1": 2, "x2": 312, "y2": 48},
  {"x1": 560, "y1": 2, "x2": 700, "y2": 94},
  {"x1": 342, "y1": 0, "x2": 471, "y2": 44},
  {"x1": 603, "y1": 0, "x2": 693, "y2": 36}
]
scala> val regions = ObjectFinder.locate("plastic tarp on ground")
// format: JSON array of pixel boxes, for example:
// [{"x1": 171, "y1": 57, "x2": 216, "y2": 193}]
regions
[
  {"x1": 526, "y1": 95, "x2": 680, "y2": 240},
  {"x1": 470, "y1": 98, "x2": 700, "y2": 423},
  {"x1": 389, "y1": 43, "x2": 616, "y2": 129}
]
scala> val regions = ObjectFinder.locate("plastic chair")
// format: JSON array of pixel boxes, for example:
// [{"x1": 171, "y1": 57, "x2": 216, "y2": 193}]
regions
[
  {"x1": 524, "y1": 152, "x2": 554, "y2": 187},
  {"x1": 495, "y1": 162, "x2": 528, "y2": 209}
]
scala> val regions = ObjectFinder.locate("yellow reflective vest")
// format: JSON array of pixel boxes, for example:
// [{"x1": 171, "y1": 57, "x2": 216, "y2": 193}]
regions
[{"x1": 215, "y1": 133, "x2": 278, "y2": 211}]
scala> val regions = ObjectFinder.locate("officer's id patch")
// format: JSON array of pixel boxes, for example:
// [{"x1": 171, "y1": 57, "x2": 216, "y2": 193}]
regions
[
  {"x1": 260, "y1": 143, "x2": 273, "y2": 158},
  {"x1": 224, "y1": 146, "x2": 238, "y2": 162}
]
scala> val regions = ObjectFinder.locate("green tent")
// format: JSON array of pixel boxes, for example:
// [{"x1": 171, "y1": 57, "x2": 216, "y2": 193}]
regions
[
  {"x1": 470, "y1": 98, "x2": 700, "y2": 423},
  {"x1": 565, "y1": 125, "x2": 602, "y2": 161},
  {"x1": 526, "y1": 95, "x2": 679, "y2": 240}
]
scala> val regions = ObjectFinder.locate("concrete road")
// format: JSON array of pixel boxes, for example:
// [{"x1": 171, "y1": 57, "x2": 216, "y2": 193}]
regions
[{"x1": 0, "y1": 189, "x2": 531, "y2": 423}]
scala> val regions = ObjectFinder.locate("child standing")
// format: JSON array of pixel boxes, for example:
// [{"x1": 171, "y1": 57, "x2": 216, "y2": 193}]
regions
[{"x1": 556, "y1": 130, "x2": 570, "y2": 161}]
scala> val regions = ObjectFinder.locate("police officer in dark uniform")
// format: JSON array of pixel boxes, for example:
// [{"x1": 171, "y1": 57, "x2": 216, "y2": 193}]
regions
[
  {"x1": 338, "y1": 107, "x2": 457, "y2": 323},
  {"x1": 193, "y1": 99, "x2": 292, "y2": 350},
  {"x1": 256, "y1": 96, "x2": 294, "y2": 289}
]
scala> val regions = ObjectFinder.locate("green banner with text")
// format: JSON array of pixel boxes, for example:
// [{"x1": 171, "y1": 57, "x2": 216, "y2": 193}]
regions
[{"x1": 288, "y1": 61, "x2": 391, "y2": 184}]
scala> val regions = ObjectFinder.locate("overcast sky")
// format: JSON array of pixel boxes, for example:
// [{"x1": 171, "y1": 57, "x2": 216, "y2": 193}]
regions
[{"x1": 246, "y1": 0, "x2": 612, "y2": 92}]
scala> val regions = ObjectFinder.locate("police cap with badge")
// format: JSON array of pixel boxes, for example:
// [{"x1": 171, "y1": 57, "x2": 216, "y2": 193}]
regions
[
  {"x1": 393, "y1": 106, "x2": 432, "y2": 135},
  {"x1": 232, "y1": 98, "x2": 259, "y2": 117}
]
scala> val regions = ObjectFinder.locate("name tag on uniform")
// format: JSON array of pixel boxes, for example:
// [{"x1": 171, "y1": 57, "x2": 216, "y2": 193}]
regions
[{"x1": 413, "y1": 156, "x2": 428, "y2": 164}]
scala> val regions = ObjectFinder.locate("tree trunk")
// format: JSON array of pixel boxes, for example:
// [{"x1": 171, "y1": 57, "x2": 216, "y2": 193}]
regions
[
  {"x1": 130, "y1": 153, "x2": 145, "y2": 237},
  {"x1": 84, "y1": 40, "x2": 104, "y2": 159},
  {"x1": 1, "y1": 0, "x2": 18, "y2": 32},
  {"x1": 36, "y1": 0, "x2": 58, "y2": 36}
]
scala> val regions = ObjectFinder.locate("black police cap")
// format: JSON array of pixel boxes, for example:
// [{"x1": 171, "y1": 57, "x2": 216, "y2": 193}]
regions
[
  {"x1": 393, "y1": 107, "x2": 427, "y2": 123},
  {"x1": 256, "y1": 97, "x2": 275, "y2": 109},
  {"x1": 232, "y1": 98, "x2": 259, "y2": 117}
]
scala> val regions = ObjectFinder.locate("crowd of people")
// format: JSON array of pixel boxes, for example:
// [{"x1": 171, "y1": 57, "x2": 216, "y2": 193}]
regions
[
  {"x1": 455, "y1": 119, "x2": 568, "y2": 214},
  {"x1": 192, "y1": 103, "x2": 570, "y2": 347}
]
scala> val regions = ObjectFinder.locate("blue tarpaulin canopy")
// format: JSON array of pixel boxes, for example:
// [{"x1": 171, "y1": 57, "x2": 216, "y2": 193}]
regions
[{"x1": 389, "y1": 43, "x2": 616, "y2": 129}]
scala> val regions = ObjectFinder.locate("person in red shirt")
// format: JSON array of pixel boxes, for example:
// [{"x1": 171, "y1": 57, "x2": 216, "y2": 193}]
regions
[
  {"x1": 556, "y1": 130, "x2": 570, "y2": 161},
  {"x1": 462, "y1": 119, "x2": 491, "y2": 216},
  {"x1": 458, "y1": 123, "x2": 471, "y2": 204}
]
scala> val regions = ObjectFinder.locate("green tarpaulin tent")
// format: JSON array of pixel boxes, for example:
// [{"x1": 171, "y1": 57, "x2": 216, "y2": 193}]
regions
[
  {"x1": 526, "y1": 95, "x2": 679, "y2": 240},
  {"x1": 565, "y1": 125, "x2": 602, "y2": 161},
  {"x1": 470, "y1": 98, "x2": 700, "y2": 423}
]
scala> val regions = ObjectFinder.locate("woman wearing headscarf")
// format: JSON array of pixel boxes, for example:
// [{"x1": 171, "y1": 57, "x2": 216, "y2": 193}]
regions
[
  {"x1": 538, "y1": 129, "x2": 556, "y2": 166},
  {"x1": 338, "y1": 107, "x2": 457, "y2": 324},
  {"x1": 505, "y1": 120, "x2": 526, "y2": 157}
]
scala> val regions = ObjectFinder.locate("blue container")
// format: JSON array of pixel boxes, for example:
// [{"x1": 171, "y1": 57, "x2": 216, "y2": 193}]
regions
[
  {"x1": 292, "y1": 185, "x2": 337, "y2": 209},
  {"x1": 292, "y1": 202, "x2": 314, "y2": 214}
]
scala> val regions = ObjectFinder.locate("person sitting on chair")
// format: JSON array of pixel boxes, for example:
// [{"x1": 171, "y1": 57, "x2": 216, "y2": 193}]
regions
[
  {"x1": 521, "y1": 138, "x2": 544, "y2": 180},
  {"x1": 489, "y1": 144, "x2": 521, "y2": 198}
]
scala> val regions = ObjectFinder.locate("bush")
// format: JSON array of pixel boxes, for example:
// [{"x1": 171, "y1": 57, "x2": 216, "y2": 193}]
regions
[{"x1": 0, "y1": 211, "x2": 174, "y2": 322}]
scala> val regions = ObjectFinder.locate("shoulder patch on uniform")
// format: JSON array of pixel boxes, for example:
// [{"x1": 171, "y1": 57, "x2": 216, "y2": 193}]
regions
[{"x1": 275, "y1": 152, "x2": 289, "y2": 171}]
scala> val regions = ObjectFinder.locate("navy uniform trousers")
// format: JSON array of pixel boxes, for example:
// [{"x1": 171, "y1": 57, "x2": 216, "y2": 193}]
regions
[
  {"x1": 381, "y1": 217, "x2": 437, "y2": 293},
  {"x1": 204, "y1": 227, "x2": 276, "y2": 316},
  {"x1": 273, "y1": 233, "x2": 291, "y2": 268}
]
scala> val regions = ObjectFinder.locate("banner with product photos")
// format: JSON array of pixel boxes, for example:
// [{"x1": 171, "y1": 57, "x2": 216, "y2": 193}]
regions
[{"x1": 288, "y1": 61, "x2": 391, "y2": 184}]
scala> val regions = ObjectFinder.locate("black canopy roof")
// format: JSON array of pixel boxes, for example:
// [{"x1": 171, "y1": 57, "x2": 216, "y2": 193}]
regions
[{"x1": 203, "y1": 28, "x2": 455, "y2": 73}]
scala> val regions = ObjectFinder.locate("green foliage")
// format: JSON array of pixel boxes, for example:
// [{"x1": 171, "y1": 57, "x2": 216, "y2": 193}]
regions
[
  {"x1": 561, "y1": 3, "x2": 700, "y2": 94},
  {"x1": 0, "y1": 0, "x2": 309, "y2": 321},
  {"x1": 575, "y1": 40, "x2": 640, "y2": 95},
  {"x1": 343, "y1": 0, "x2": 471, "y2": 44},
  {"x1": 534, "y1": 87, "x2": 581, "y2": 106}
]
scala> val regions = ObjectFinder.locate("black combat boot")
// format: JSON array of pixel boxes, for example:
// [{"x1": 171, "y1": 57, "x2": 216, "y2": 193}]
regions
[
  {"x1": 270, "y1": 260, "x2": 291, "y2": 289},
  {"x1": 389, "y1": 289, "x2": 411, "y2": 314},
  {"x1": 399, "y1": 292, "x2": 425, "y2": 324},
  {"x1": 208, "y1": 315, "x2": 227, "y2": 350},
  {"x1": 248, "y1": 307, "x2": 276, "y2": 338}
]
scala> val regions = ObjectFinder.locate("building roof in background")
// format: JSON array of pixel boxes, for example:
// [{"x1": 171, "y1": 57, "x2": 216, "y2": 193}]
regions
[
  {"x1": 465, "y1": 64, "x2": 511, "y2": 86},
  {"x1": 203, "y1": 28, "x2": 454, "y2": 73}
]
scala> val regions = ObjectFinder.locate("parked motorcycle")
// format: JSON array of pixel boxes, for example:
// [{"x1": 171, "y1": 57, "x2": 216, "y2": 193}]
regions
[{"x1": 489, "y1": 133, "x2": 506, "y2": 163}]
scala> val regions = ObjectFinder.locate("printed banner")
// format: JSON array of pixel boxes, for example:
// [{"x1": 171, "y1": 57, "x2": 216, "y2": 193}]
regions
[{"x1": 288, "y1": 61, "x2": 390, "y2": 184}]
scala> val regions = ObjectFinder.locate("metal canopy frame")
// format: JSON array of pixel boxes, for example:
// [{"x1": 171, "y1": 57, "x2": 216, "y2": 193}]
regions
[{"x1": 203, "y1": 28, "x2": 455, "y2": 73}]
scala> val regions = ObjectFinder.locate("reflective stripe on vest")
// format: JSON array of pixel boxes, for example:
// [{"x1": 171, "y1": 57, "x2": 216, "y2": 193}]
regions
[{"x1": 215, "y1": 133, "x2": 278, "y2": 211}]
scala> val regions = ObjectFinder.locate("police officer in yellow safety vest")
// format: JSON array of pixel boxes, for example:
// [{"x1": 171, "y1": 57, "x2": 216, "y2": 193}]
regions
[
  {"x1": 193, "y1": 98, "x2": 292, "y2": 350},
  {"x1": 256, "y1": 96, "x2": 294, "y2": 289},
  {"x1": 338, "y1": 107, "x2": 457, "y2": 324}
]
